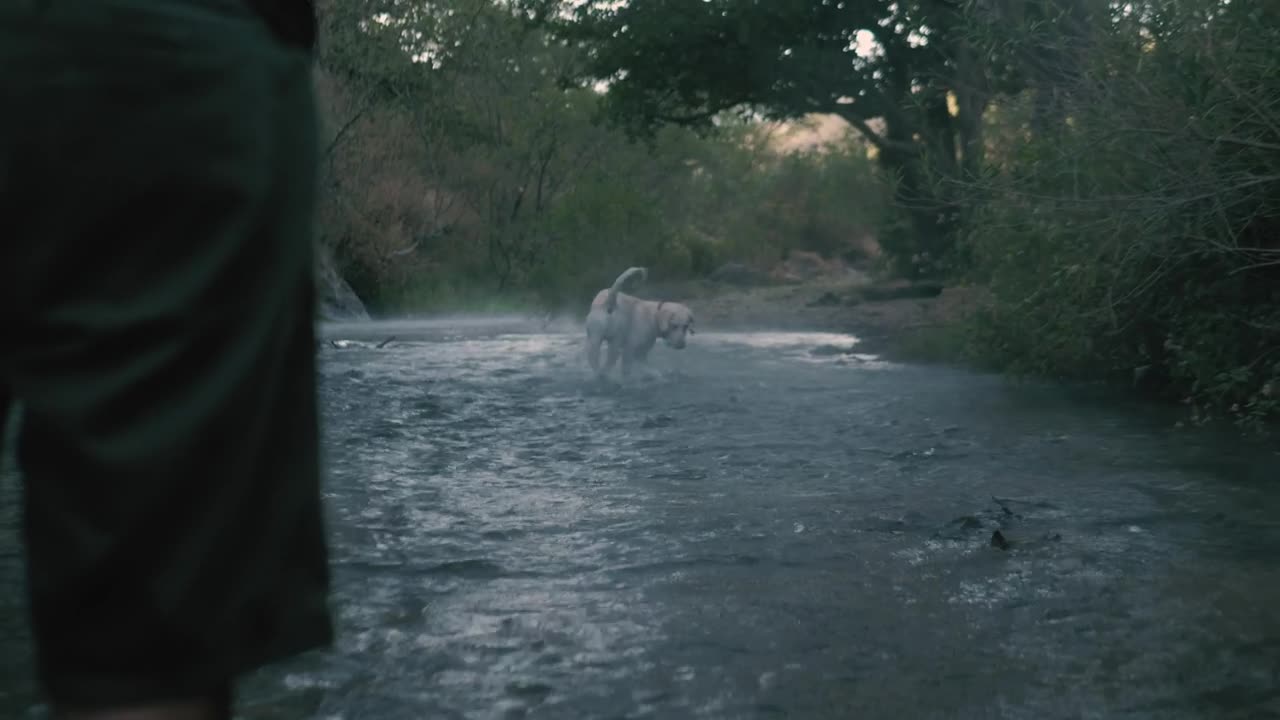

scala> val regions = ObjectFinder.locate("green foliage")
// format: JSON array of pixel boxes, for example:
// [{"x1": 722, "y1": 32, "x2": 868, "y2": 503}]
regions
[
  {"x1": 314, "y1": 0, "x2": 894, "y2": 316},
  {"x1": 551, "y1": 0, "x2": 1003, "y2": 275},
  {"x1": 961, "y1": 0, "x2": 1280, "y2": 429}
]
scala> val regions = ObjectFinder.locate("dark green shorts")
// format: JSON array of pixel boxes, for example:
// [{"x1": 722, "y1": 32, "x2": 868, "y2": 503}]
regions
[{"x1": 0, "y1": 0, "x2": 332, "y2": 710}]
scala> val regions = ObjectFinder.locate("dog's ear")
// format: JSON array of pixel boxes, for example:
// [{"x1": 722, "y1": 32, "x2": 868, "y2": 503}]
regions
[{"x1": 656, "y1": 305, "x2": 673, "y2": 334}]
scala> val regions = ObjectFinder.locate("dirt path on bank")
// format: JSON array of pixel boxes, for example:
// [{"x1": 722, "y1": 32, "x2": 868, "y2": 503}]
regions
[{"x1": 656, "y1": 277, "x2": 987, "y2": 359}]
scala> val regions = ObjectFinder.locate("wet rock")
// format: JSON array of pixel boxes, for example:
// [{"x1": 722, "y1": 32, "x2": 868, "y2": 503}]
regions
[
  {"x1": 423, "y1": 558, "x2": 507, "y2": 578},
  {"x1": 993, "y1": 498, "x2": 1018, "y2": 518},
  {"x1": 641, "y1": 414, "x2": 675, "y2": 429},
  {"x1": 992, "y1": 495, "x2": 1057, "y2": 513},
  {"x1": 990, "y1": 530, "x2": 1010, "y2": 550},
  {"x1": 933, "y1": 514, "x2": 991, "y2": 541}
]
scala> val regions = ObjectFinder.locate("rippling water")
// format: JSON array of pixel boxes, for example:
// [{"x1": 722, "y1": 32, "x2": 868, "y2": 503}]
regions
[{"x1": 3, "y1": 319, "x2": 1279, "y2": 719}]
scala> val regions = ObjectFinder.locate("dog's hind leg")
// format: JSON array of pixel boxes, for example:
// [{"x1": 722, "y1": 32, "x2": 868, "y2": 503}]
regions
[
  {"x1": 584, "y1": 307, "x2": 610, "y2": 377},
  {"x1": 603, "y1": 342, "x2": 620, "y2": 376},
  {"x1": 587, "y1": 335, "x2": 604, "y2": 376},
  {"x1": 619, "y1": 350, "x2": 634, "y2": 379}
]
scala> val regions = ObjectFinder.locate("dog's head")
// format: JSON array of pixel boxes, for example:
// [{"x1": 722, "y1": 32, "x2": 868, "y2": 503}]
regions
[{"x1": 657, "y1": 302, "x2": 695, "y2": 349}]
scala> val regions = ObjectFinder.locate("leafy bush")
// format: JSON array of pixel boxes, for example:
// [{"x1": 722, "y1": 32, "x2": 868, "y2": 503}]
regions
[{"x1": 962, "y1": 0, "x2": 1280, "y2": 429}]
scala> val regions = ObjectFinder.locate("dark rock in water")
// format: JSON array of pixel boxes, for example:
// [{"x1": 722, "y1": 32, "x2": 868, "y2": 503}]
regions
[
  {"x1": 992, "y1": 495, "x2": 1056, "y2": 514},
  {"x1": 933, "y1": 514, "x2": 988, "y2": 541},
  {"x1": 1042, "y1": 607, "x2": 1074, "y2": 621},
  {"x1": 990, "y1": 530, "x2": 1010, "y2": 550},
  {"x1": 806, "y1": 291, "x2": 843, "y2": 307},
  {"x1": 641, "y1": 414, "x2": 676, "y2": 429}
]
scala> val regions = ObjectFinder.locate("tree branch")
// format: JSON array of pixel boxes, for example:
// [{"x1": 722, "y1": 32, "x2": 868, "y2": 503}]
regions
[
  {"x1": 324, "y1": 100, "x2": 373, "y2": 158},
  {"x1": 830, "y1": 106, "x2": 918, "y2": 154}
]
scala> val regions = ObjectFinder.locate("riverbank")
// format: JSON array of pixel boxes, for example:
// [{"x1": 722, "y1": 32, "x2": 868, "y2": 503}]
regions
[{"x1": 656, "y1": 276, "x2": 987, "y2": 363}]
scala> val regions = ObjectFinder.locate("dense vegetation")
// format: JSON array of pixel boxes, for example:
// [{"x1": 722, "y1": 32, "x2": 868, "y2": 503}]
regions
[
  {"x1": 315, "y1": 0, "x2": 1278, "y2": 427},
  {"x1": 959, "y1": 1, "x2": 1280, "y2": 429},
  {"x1": 314, "y1": 0, "x2": 888, "y2": 315}
]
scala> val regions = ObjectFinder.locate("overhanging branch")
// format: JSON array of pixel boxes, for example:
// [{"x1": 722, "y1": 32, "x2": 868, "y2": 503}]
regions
[{"x1": 830, "y1": 106, "x2": 918, "y2": 155}]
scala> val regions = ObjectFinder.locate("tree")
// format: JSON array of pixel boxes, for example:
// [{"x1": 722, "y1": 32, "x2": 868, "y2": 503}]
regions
[{"x1": 548, "y1": 0, "x2": 1008, "y2": 276}]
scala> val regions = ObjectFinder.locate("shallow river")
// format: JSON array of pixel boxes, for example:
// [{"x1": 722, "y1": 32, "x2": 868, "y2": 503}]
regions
[{"x1": 2, "y1": 317, "x2": 1279, "y2": 719}]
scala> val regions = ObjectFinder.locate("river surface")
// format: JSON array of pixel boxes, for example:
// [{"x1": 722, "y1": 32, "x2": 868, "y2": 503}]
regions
[{"x1": 2, "y1": 317, "x2": 1279, "y2": 719}]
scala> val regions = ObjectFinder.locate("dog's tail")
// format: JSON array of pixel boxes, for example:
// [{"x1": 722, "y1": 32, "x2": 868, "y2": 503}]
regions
[{"x1": 606, "y1": 266, "x2": 646, "y2": 313}]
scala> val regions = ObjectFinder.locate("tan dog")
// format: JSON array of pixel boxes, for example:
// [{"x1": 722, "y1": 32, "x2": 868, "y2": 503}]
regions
[{"x1": 585, "y1": 267, "x2": 695, "y2": 379}]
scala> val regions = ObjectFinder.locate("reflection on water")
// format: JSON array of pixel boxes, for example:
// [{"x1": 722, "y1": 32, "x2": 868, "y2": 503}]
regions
[
  {"x1": 701, "y1": 330, "x2": 864, "y2": 349},
  {"x1": 2, "y1": 322, "x2": 1278, "y2": 720},
  {"x1": 698, "y1": 331, "x2": 900, "y2": 371}
]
